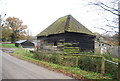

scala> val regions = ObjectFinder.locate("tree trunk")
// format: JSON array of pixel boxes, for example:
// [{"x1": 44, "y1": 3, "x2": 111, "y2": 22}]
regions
[{"x1": 11, "y1": 33, "x2": 15, "y2": 43}]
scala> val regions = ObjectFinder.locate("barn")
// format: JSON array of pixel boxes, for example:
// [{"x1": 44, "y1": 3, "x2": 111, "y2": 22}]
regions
[
  {"x1": 15, "y1": 40, "x2": 35, "y2": 48},
  {"x1": 37, "y1": 15, "x2": 96, "y2": 53}
]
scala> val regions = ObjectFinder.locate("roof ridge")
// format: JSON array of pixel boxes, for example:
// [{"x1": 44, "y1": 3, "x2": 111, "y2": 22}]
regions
[{"x1": 65, "y1": 15, "x2": 71, "y2": 31}]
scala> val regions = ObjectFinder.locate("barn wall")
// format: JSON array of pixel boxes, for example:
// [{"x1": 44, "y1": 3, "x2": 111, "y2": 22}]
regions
[
  {"x1": 64, "y1": 32, "x2": 95, "y2": 52},
  {"x1": 37, "y1": 33, "x2": 65, "y2": 50},
  {"x1": 37, "y1": 32, "x2": 95, "y2": 52}
]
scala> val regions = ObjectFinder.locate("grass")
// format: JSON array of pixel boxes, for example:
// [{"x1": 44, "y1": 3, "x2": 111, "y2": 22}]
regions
[
  {"x1": 8, "y1": 48, "x2": 112, "y2": 80},
  {"x1": 13, "y1": 48, "x2": 33, "y2": 57},
  {"x1": 2, "y1": 43, "x2": 18, "y2": 48},
  {"x1": 112, "y1": 57, "x2": 120, "y2": 63},
  {"x1": 0, "y1": 44, "x2": 2, "y2": 48}
]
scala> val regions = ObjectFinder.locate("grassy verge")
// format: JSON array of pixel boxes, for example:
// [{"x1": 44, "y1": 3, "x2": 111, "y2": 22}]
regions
[
  {"x1": 8, "y1": 49, "x2": 112, "y2": 80},
  {"x1": 2, "y1": 43, "x2": 18, "y2": 48},
  {"x1": 0, "y1": 44, "x2": 2, "y2": 48}
]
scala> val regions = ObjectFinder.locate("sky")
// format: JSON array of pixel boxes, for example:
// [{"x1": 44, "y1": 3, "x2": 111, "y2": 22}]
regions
[{"x1": 0, "y1": 0, "x2": 118, "y2": 36}]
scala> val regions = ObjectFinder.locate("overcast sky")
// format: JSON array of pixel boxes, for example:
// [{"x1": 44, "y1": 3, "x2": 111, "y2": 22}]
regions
[{"x1": 0, "y1": 0, "x2": 117, "y2": 36}]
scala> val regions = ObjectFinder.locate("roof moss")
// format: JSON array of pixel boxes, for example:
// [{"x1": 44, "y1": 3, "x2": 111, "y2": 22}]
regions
[{"x1": 37, "y1": 15, "x2": 94, "y2": 36}]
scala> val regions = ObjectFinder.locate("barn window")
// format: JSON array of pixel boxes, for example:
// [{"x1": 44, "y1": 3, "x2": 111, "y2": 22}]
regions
[{"x1": 54, "y1": 42, "x2": 57, "y2": 46}]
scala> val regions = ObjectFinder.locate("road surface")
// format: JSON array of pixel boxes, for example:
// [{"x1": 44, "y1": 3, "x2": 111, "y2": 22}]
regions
[
  {"x1": 0, "y1": 50, "x2": 72, "y2": 79},
  {"x1": 0, "y1": 50, "x2": 2, "y2": 80}
]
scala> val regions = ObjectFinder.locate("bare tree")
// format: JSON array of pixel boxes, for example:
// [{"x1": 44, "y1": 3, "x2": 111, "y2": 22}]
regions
[
  {"x1": 88, "y1": 0, "x2": 119, "y2": 34},
  {"x1": 89, "y1": 0, "x2": 119, "y2": 15}
]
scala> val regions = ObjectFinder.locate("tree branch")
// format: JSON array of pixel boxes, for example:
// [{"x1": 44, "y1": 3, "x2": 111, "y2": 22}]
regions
[
  {"x1": 94, "y1": 27, "x2": 118, "y2": 33},
  {"x1": 89, "y1": 2, "x2": 118, "y2": 16},
  {"x1": 106, "y1": 25, "x2": 118, "y2": 28},
  {"x1": 99, "y1": 2, "x2": 118, "y2": 12}
]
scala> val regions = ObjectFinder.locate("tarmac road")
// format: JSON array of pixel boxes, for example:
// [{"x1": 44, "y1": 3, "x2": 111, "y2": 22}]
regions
[
  {"x1": 0, "y1": 50, "x2": 2, "y2": 80},
  {"x1": 0, "y1": 50, "x2": 72, "y2": 79}
]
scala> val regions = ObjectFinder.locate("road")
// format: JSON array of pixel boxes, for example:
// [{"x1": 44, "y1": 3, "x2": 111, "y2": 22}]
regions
[
  {"x1": 0, "y1": 50, "x2": 72, "y2": 79},
  {"x1": 0, "y1": 50, "x2": 2, "y2": 80}
]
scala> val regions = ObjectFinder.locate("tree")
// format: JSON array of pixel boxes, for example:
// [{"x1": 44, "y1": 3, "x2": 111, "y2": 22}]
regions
[
  {"x1": 88, "y1": 0, "x2": 119, "y2": 34},
  {"x1": 87, "y1": 0, "x2": 119, "y2": 46},
  {"x1": 2, "y1": 26, "x2": 11, "y2": 41},
  {"x1": 2, "y1": 17, "x2": 28, "y2": 43}
]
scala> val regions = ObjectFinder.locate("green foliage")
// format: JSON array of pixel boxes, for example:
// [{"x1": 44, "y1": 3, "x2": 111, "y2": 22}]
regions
[
  {"x1": 102, "y1": 52, "x2": 118, "y2": 79},
  {"x1": 9, "y1": 51, "x2": 111, "y2": 79},
  {"x1": 105, "y1": 73, "x2": 113, "y2": 78},
  {"x1": 2, "y1": 17, "x2": 28, "y2": 43},
  {"x1": 2, "y1": 44, "x2": 18, "y2": 48},
  {"x1": 76, "y1": 52, "x2": 118, "y2": 79},
  {"x1": 13, "y1": 49, "x2": 33, "y2": 57},
  {"x1": 9, "y1": 48, "x2": 118, "y2": 80},
  {"x1": 102, "y1": 53, "x2": 113, "y2": 60},
  {"x1": 78, "y1": 56, "x2": 101, "y2": 72},
  {"x1": 105, "y1": 61, "x2": 118, "y2": 79},
  {"x1": 33, "y1": 51, "x2": 118, "y2": 80},
  {"x1": 62, "y1": 56, "x2": 77, "y2": 67}
]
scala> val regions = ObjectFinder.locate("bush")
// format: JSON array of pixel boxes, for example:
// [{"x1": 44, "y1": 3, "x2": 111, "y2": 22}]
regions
[
  {"x1": 50, "y1": 54, "x2": 61, "y2": 64},
  {"x1": 62, "y1": 56, "x2": 77, "y2": 67},
  {"x1": 105, "y1": 61, "x2": 118, "y2": 79},
  {"x1": 33, "y1": 51, "x2": 118, "y2": 79},
  {"x1": 78, "y1": 56, "x2": 101, "y2": 72}
]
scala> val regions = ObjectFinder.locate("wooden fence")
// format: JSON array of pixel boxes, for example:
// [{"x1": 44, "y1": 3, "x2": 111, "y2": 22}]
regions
[{"x1": 64, "y1": 54, "x2": 118, "y2": 75}]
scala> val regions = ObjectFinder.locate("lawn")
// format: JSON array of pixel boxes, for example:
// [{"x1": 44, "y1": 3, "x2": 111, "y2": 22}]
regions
[{"x1": 2, "y1": 43, "x2": 18, "y2": 48}]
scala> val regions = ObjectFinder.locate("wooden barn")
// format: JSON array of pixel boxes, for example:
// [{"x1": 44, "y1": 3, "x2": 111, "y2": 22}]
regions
[
  {"x1": 15, "y1": 40, "x2": 35, "y2": 48},
  {"x1": 37, "y1": 15, "x2": 96, "y2": 52}
]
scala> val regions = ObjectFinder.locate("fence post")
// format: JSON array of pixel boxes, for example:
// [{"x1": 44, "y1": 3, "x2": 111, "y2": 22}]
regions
[
  {"x1": 76, "y1": 56, "x2": 78, "y2": 67},
  {"x1": 96, "y1": 64, "x2": 99, "y2": 73},
  {"x1": 101, "y1": 57, "x2": 105, "y2": 75}
]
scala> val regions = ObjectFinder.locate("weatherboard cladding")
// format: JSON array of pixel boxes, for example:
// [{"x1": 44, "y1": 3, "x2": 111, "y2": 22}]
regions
[{"x1": 37, "y1": 15, "x2": 94, "y2": 37}]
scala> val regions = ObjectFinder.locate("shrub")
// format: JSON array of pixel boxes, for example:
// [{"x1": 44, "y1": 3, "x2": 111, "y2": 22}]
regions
[
  {"x1": 33, "y1": 51, "x2": 118, "y2": 79},
  {"x1": 105, "y1": 61, "x2": 118, "y2": 79},
  {"x1": 78, "y1": 56, "x2": 101, "y2": 72},
  {"x1": 62, "y1": 56, "x2": 77, "y2": 67}
]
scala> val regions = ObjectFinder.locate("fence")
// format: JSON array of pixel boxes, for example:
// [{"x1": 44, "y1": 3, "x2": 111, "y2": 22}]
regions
[
  {"x1": 64, "y1": 54, "x2": 105, "y2": 74},
  {"x1": 104, "y1": 59, "x2": 118, "y2": 65},
  {"x1": 33, "y1": 51, "x2": 118, "y2": 79}
]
